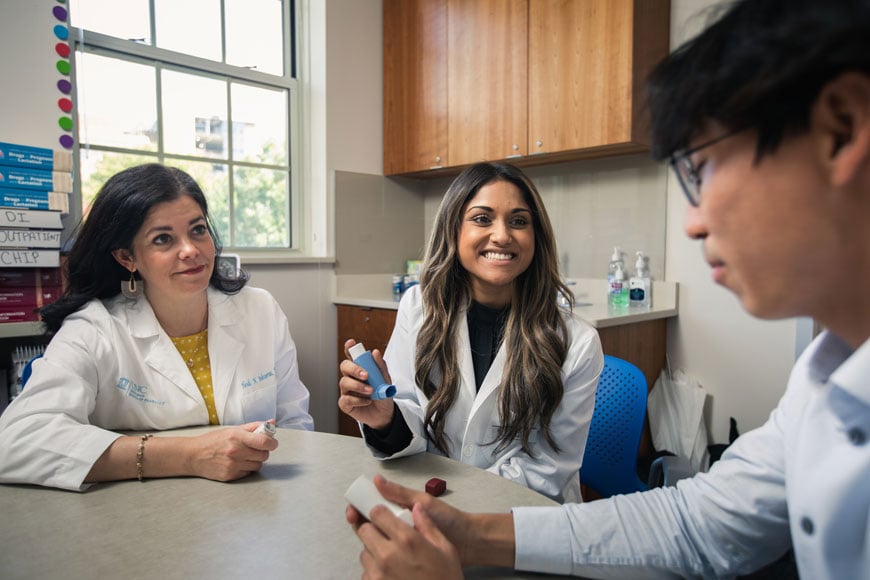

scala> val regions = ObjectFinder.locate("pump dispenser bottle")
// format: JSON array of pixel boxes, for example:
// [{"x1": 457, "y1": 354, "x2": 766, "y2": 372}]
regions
[
  {"x1": 629, "y1": 252, "x2": 651, "y2": 308},
  {"x1": 607, "y1": 247, "x2": 628, "y2": 307}
]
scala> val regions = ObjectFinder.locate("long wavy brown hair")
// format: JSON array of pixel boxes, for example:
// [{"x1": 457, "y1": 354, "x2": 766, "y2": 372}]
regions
[{"x1": 415, "y1": 162, "x2": 573, "y2": 456}]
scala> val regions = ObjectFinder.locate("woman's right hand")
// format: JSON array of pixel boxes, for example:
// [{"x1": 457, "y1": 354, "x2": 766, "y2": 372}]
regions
[
  {"x1": 338, "y1": 339, "x2": 395, "y2": 430},
  {"x1": 186, "y1": 423, "x2": 279, "y2": 482}
]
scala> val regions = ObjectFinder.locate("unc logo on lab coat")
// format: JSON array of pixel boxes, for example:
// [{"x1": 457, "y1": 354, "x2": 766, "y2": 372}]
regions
[{"x1": 116, "y1": 377, "x2": 166, "y2": 406}]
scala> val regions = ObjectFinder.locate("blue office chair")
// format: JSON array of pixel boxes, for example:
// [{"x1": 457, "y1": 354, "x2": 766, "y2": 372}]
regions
[
  {"x1": 579, "y1": 354, "x2": 649, "y2": 498},
  {"x1": 20, "y1": 353, "x2": 43, "y2": 390}
]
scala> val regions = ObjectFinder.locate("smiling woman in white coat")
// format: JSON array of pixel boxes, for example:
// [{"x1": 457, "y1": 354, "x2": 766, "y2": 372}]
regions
[
  {"x1": 0, "y1": 164, "x2": 313, "y2": 491},
  {"x1": 338, "y1": 162, "x2": 603, "y2": 503}
]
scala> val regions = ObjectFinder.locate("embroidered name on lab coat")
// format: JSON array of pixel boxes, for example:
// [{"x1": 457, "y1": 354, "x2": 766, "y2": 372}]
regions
[
  {"x1": 116, "y1": 377, "x2": 167, "y2": 406},
  {"x1": 241, "y1": 368, "x2": 275, "y2": 389}
]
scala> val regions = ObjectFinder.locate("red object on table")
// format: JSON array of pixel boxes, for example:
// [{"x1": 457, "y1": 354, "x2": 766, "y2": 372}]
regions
[{"x1": 425, "y1": 477, "x2": 446, "y2": 496}]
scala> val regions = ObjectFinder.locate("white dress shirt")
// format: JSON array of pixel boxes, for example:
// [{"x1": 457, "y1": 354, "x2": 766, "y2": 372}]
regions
[{"x1": 514, "y1": 331, "x2": 870, "y2": 579}]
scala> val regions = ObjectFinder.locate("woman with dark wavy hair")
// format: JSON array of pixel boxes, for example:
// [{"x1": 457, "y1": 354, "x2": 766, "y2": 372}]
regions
[
  {"x1": 0, "y1": 163, "x2": 313, "y2": 491},
  {"x1": 339, "y1": 162, "x2": 602, "y2": 502}
]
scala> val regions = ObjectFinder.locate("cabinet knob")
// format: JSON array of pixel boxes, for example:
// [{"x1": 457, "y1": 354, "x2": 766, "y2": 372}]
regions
[
  {"x1": 512, "y1": 144, "x2": 519, "y2": 151},
  {"x1": 435, "y1": 155, "x2": 441, "y2": 164},
  {"x1": 536, "y1": 140, "x2": 543, "y2": 148},
  {"x1": 364, "y1": 316, "x2": 370, "y2": 322}
]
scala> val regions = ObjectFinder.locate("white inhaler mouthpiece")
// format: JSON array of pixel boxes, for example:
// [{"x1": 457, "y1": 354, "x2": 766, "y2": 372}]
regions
[
  {"x1": 345, "y1": 475, "x2": 414, "y2": 527},
  {"x1": 348, "y1": 342, "x2": 397, "y2": 400},
  {"x1": 254, "y1": 421, "x2": 277, "y2": 437}
]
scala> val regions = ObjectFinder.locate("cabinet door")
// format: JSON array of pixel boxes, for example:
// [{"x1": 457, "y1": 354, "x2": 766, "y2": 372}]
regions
[
  {"x1": 383, "y1": 0, "x2": 448, "y2": 174},
  {"x1": 447, "y1": 0, "x2": 528, "y2": 165},
  {"x1": 528, "y1": 0, "x2": 670, "y2": 155},
  {"x1": 336, "y1": 306, "x2": 399, "y2": 437}
]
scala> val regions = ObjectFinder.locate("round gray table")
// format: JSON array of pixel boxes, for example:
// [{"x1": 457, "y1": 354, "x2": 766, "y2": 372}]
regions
[{"x1": 0, "y1": 427, "x2": 561, "y2": 579}]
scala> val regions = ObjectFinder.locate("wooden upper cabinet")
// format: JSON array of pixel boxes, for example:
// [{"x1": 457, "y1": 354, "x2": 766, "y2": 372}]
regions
[
  {"x1": 528, "y1": 0, "x2": 670, "y2": 157},
  {"x1": 447, "y1": 0, "x2": 528, "y2": 166},
  {"x1": 383, "y1": 0, "x2": 447, "y2": 175},
  {"x1": 383, "y1": 0, "x2": 670, "y2": 176}
]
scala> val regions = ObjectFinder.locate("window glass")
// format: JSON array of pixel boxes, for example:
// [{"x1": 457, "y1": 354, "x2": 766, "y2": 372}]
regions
[
  {"x1": 71, "y1": 0, "x2": 296, "y2": 250},
  {"x1": 169, "y1": 159, "x2": 231, "y2": 244},
  {"x1": 79, "y1": 150, "x2": 159, "y2": 211},
  {"x1": 154, "y1": 0, "x2": 222, "y2": 61},
  {"x1": 69, "y1": 0, "x2": 150, "y2": 42},
  {"x1": 226, "y1": 0, "x2": 284, "y2": 75},
  {"x1": 231, "y1": 83, "x2": 288, "y2": 164},
  {"x1": 75, "y1": 52, "x2": 158, "y2": 151},
  {"x1": 162, "y1": 71, "x2": 228, "y2": 159},
  {"x1": 233, "y1": 167, "x2": 289, "y2": 247}
]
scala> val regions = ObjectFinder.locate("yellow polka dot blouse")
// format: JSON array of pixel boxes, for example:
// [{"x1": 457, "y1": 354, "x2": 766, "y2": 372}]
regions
[{"x1": 170, "y1": 329, "x2": 218, "y2": 425}]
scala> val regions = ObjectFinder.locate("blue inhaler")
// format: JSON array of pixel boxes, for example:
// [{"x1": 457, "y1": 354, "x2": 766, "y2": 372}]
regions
[{"x1": 348, "y1": 342, "x2": 397, "y2": 400}]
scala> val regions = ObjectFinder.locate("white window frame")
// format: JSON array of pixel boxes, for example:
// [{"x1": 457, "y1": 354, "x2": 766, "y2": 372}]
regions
[{"x1": 68, "y1": 0, "x2": 311, "y2": 260}]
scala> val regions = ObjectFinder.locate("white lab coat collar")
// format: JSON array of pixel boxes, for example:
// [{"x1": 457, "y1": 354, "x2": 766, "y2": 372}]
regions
[{"x1": 117, "y1": 287, "x2": 245, "y2": 420}]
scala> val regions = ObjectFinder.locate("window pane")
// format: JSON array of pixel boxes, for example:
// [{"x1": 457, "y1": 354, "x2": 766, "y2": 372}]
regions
[
  {"x1": 154, "y1": 0, "x2": 221, "y2": 61},
  {"x1": 70, "y1": 0, "x2": 151, "y2": 43},
  {"x1": 231, "y1": 83, "x2": 288, "y2": 164},
  {"x1": 168, "y1": 160, "x2": 231, "y2": 244},
  {"x1": 76, "y1": 53, "x2": 158, "y2": 151},
  {"x1": 226, "y1": 0, "x2": 284, "y2": 75},
  {"x1": 79, "y1": 151, "x2": 158, "y2": 211},
  {"x1": 233, "y1": 167, "x2": 289, "y2": 248},
  {"x1": 162, "y1": 71, "x2": 228, "y2": 159}
]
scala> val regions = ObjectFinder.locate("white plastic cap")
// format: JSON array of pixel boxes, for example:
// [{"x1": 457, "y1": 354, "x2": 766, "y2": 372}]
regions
[
  {"x1": 348, "y1": 342, "x2": 366, "y2": 360},
  {"x1": 611, "y1": 246, "x2": 621, "y2": 260},
  {"x1": 345, "y1": 475, "x2": 415, "y2": 528},
  {"x1": 635, "y1": 252, "x2": 646, "y2": 270}
]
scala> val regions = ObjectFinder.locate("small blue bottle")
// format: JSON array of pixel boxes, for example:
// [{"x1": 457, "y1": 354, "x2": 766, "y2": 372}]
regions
[{"x1": 348, "y1": 342, "x2": 397, "y2": 400}]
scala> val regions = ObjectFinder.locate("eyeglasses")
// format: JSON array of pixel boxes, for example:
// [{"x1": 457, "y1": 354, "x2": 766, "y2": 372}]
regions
[{"x1": 668, "y1": 128, "x2": 743, "y2": 206}]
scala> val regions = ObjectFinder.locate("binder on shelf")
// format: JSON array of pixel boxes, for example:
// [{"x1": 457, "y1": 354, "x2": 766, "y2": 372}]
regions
[
  {"x1": 0, "y1": 249, "x2": 60, "y2": 268},
  {"x1": 0, "y1": 142, "x2": 72, "y2": 173},
  {"x1": 0, "y1": 166, "x2": 72, "y2": 193},
  {"x1": 0, "y1": 189, "x2": 69, "y2": 213},
  {"x1": 0, "y1": 228, "x2": 62, "y2": 249},
  {"x1": 0, "y1": 267, "x2": 63, "y2": 287},
  {"x1": 0, "y1": 285, "x2": 62, "y2": 307},
  {"x1": 0, "y1": 305, "x2": 40, "y2": 323},
  {"x1": 0, "y1": 208, "x2": 63, "y2": 229}
]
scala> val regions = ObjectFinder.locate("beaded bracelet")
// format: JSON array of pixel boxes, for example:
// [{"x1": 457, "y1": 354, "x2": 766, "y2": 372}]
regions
[{"x1": 136, "y1": 433, "x2": 154, "y2": 482}]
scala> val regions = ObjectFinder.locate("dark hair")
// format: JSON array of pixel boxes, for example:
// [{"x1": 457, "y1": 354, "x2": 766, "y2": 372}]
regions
[
  {"x1": 648, "y1": 0, "x2": 870, "y2": 160},
  {"x1": 416, "y1": 162, "x2": 572, "y2": 455},
  {"x1": 41, "y1": 163, "x2": 247, "y2": 333}
]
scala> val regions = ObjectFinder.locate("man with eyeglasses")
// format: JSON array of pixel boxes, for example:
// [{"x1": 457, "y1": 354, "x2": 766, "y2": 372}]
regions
[{"x1": 345, "y1": 0, "x2": 870, "y2": 578}]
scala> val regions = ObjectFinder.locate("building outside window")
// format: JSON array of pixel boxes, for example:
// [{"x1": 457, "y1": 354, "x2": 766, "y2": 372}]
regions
[{"x1": 69, "y1": 0, "x2": 298, "y2": 250}]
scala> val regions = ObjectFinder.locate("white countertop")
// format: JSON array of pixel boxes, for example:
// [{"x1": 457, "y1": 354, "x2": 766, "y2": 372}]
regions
[{"x1": 334, "y1": 275, "x2": 678, "y2": 328}]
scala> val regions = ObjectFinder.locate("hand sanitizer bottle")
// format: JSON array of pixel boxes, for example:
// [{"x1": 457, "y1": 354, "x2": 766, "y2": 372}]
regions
[
  {"x1": 607, "y1": 247, "x2": 625, "y2": 306},
  {"x1": 610, "y1": 261, "x2": 629, "y2": 308},
  {"x1": 629, "y1": 252, "x2": 651, "y2": 308}
]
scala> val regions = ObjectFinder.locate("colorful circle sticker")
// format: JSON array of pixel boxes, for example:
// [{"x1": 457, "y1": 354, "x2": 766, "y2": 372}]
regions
[
  {"x1": 53, "y1": 24, "x2": 69, "y2": 40},
  {"x1": 58, "y1": 117, "x2": 74, "y2": 131},
  {"x1": 56, "y1": 60, "x2": 71, "y2": 75},
  {"x1": 57, "y1": 79, "x2": 72, "y2": 94},
  {"x1": 55, "y1": 42, "x2": 70, "y2": 58},
  {"x1": 59, "y1": 135, "x2": 74, "y2": 149},
  {"x1": 52, "y1": 6, "x2": 68, "y2": 21},
  {"x1": 58, "y1": 98, "x2": 73, "y2": 113}
]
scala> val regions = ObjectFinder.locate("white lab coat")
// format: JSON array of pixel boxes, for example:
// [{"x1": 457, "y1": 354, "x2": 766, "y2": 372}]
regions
[
  {"x1": 0, "y1": 286, "x2": 313, "y2": 491},
  {"x1": 374, "y1": 286, "x2": 603, "y2": 503}
]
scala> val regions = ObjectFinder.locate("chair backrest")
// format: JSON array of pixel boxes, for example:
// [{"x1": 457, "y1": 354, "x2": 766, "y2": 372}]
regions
[
  {"x1": 579, "y1": 354, "x2": 648, "y2": 498},
  {"x1": 20, "y1": 353, "x2": 44, "y2": 390}
]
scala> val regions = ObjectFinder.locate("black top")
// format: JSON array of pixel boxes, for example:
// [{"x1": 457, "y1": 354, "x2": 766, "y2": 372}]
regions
[{"x1": 364, "y1": 301, "x2": 509, "y2": 455}]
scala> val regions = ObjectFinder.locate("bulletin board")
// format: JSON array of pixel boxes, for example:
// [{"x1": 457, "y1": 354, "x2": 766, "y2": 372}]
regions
[{"x1": 0, "y1": 0, "x2": 73, "y2": 151}]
